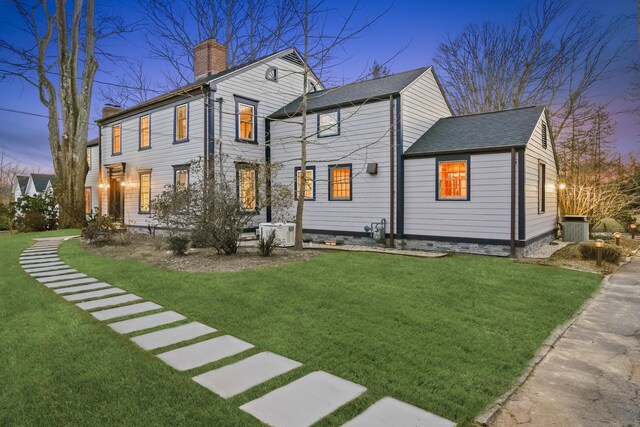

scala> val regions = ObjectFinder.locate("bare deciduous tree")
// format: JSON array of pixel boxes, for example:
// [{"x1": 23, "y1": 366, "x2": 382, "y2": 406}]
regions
[
  {"x1": 0, "y1": 149, "x2": 29, "y2": 204},
  {"x1": 0, "y1": 0, "x2": 128, "y2": 228},
  {"x1": 433, "y1": 0, "x2": 625, "y2": 140}
]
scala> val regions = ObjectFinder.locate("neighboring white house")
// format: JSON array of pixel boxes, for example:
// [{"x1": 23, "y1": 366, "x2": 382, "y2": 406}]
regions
[
  {"x1": 85, "y1": 39, "x2": 559, "y2": 256},
  {"x1": 13, "y1": 173, "x2": 55, "y2": 201}
]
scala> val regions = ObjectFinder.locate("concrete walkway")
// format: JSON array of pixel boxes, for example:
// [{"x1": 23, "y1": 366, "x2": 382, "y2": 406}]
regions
[
  {"x1": 489, "y1": 256, "x2": 640, "y2": 427},
  {"x1": 20, "y1": 237, "x2": 456, "y2": 427}
]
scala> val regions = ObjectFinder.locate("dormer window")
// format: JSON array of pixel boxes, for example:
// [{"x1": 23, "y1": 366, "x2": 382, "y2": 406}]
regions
[{"x1": 265, "y1": 67, "x2": 278, "y2": 82}]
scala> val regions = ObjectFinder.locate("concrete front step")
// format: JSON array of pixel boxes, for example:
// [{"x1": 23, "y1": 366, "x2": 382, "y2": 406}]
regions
[
  {"x1": 131, "y1": 322, "x2": 217, "y2": 351},
  {"x1": 240, "y1": 371, "x2": 367, "y2": 427},
  {"x1": 193, "y1": 351, "x2": 302, "y2": 399},
  {"x1": 343, "y1": 397, "x2": 456, "y2": 427},
  {"x1": 157, "y1": 335, "x2": 253, "y2": 372}
]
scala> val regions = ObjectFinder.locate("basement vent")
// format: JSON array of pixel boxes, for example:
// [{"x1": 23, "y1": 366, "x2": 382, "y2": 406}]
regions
[
  {"x1": 281, "y1": 51, "x2": 304, "y2": 67},
  {"x1": 541, "y1": 123, "x2": 547, "y2": 149}
]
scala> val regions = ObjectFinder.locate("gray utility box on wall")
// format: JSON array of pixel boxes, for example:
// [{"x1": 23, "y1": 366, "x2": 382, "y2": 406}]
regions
[{"x1": 563, "y1": 215, "x2": 589, "y2": 242}]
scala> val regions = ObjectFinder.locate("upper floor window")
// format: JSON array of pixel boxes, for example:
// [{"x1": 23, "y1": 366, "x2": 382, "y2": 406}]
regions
[
  {"x1": 175, "y1": 104, "x2": 188, "y2": 142},
  {"x1": 234, "y1": 96, "x2": 259, "y2": 143},
  {"x1": 437, "y1": 158, "x2": 469, "y2": 201},
  {"x1": 112, "y1": 124, "x2": 121, "y2": 155},
  {"x1": 139, "y1": 171, "x2": 151, "y2": 213},
  {"x1": 265, "y1": 67, "x2": 278, "y2": 82},
  {"x1": 140, "y1": 115, "x2": 150, "y2": 149},
  {"x1": 328, "y1": 164, "x2": 352, "y2": 201},
  {"x1": 318, "y1": 110, "x2": 340, "y2": 138},
  {"x1": 295, "y1": 166, "x2": 315, "y2": 200},
  {"x1": 173, "y1": 165, "x2": 189, "y2": 190},
  {"x1": 86, "y1": 148, "x2": 91, "y2": 169},
  {"x1": 538, "y1": 162, "x2": 546, "y2": 213},
  {"x1": 237, "y1": 164, "x2": 258, "y2": 211}
]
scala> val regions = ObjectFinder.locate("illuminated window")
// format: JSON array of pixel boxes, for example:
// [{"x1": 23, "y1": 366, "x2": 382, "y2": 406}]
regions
[
  {"x1": 140, "y1": 115, "x2": 150, "y2": 149},
  {"x1": 329, "y1": 164, "x2": 351, "y2": 201},
  {"x1": 139, "y1": 172, "x2": 151, "y2": 213},
  {"x1": 175, "y1": 104, "x2": 188, "y2": 141},
  {"x1": 538, "y1": 162, "x2": 546, "y2": 213},
  {"x1": 318, "y1": 110, "x2": 339, "y2": 137},
  {"x1": 237, "y1": 165, "x2": 257, "y2": 211},
  {"x1": 84, "y1": 187, "x2": 91, "y2": 214},
  {"x1": 238, "y1": 103, "x2": 255, "y2": 141},
  {"x1": 173, "y1": 166, "x2": 189, "y2": 190},
  {"x1": 437, "y1": 159, "x2": 468, "y2": 200},
  {"x1": 112, "y1": 124, "x2": 121, "y2": 154},
  {"x1": 295, "y1": 166, "x2": 315, "y2": 200}
]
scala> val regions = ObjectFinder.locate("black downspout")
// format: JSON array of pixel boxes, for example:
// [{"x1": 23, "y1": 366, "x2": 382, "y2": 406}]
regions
[
  {"x1": 395, "y1": 96, "x2": 404, "y2": 237},
  {"x1": 389, "y1": 95, "x2": 395, "y2": 247},
  {"x1": 97, "y1": 125, "x2": 102, "y2": 214},
  {"x1": 206, "y1": 86, "x2": 216, "y2": 178},
  {"x1": 265, "y1": 119, "x2": 272, "y2": 223},
  {"x1": 510, "y1": 147, "x2": 516, "y2": 257}
]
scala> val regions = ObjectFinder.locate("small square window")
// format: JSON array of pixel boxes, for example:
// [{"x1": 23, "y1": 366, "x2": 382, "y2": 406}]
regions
[
  {"x1": 329, "y1": 164, "x2": 351, "y2": 201},
  {"x1": 437, "y1": 159, "x2": 469, "y2": 200},
  {"x1": 295, "y1": 166, "x2": 315, "y2": 200},
  {"x1": 318, "y1": 111, "x2": 339, "y2": 137}
]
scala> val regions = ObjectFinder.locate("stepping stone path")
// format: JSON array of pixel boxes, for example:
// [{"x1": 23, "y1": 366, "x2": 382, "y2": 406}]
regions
[{"x1": 20, "y1": 237, "x2": 457, "y2": 426}]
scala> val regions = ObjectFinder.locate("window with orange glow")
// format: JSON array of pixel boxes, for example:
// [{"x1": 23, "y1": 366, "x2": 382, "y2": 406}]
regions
[
  {"x1": 329, "y1": 165, "x2": 351, "y2": 200},
  {"x1": 438, "y1": 161, "x2": 467, "y2": 199},
  {"x1": 112, "y1": 124, "x2": 121, "y2": 154},
  {"x1": 295, "y1": 168, "x2": 314, "y2": 200},
  {"x1": 139, "y1": 173, "x2": 151, "y2": 213},
  {"x1": 140, "y1": 115, "x2": 150, "y2": 148},
  {"x1": 238, "y1": 103, "x2": 254, "y2": 141},
  {"x1": 84, "y1": 188, "x2": 91, "y2": 214},
  {"x1": 175, "y1": 105, "x2": 188, "y2": 141}
]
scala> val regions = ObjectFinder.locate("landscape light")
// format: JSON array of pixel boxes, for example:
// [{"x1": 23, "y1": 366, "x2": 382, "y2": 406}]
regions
[
  {"x1": 614, "y1": 232, "x2": 621, "y2": 246},
  {"x1": 631, "y1": 223, "x2": 637, "y2": 240},
  {"x1": 595, "y1": 239, "x2": 604, "y2": 267}
]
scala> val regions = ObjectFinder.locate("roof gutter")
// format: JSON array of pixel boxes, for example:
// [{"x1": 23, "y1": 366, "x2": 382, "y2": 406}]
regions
[{"x1": 402, "y1": 144, "x2": 528, "y2": 158}]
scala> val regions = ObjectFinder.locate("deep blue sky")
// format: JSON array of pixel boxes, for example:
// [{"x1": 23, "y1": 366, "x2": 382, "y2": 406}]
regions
[{"x1": 0, "y1": 0, "x2": 637, "y2": 172}]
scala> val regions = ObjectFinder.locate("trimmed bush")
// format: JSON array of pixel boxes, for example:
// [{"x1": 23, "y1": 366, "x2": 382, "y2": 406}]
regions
[
  {"x1": 167, "y1": 235, "x2": 190, "y2": 255},
  {"x1": 578, "y1": 242, "x2": 623, "y2": 264}
]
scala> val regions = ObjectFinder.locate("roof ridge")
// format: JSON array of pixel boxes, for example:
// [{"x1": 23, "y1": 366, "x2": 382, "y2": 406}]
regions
[
  {"x1": 314, "y1": 66, "x2": 430, "y2": 94},
  {"x1": 447, "y1": 105, "x2": 543, "y2": 119}
]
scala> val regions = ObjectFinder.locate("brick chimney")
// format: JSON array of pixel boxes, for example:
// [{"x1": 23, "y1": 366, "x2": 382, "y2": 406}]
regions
[
  {"x1": 193, "y1": 38, "x2": 227, "y2": 80},
  {"x1": 102, "y1": 104, "x2": 122, "y2": 118}
]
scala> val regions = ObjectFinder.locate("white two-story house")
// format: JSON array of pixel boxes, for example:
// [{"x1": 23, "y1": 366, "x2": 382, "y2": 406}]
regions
[{"x1": 86, "y1": 39, "x2": 558, "y2": 256}]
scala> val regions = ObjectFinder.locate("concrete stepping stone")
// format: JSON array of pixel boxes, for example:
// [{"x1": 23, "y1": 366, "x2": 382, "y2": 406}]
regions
[
  {"x1": 157, "y1": 335, "x2": 254, "y2": 372},
  {"x1": 37, "y1": 273, "x2": 87, "y2": 283},
  {"x1": 20, "y1": 254, "x2": 59, "y2": 260},
  {"x1": 44, "y1": 277, "x2": 98, "y2": 289},
  {"x1": 21, "y1": 261, "x2": 64, "y2": 269},
  {"x1": 30, "y1": 269, "x2": 77, "y2": 278},
  {"x1": 108, "y1": 311, "x2": 186, "y2": 334},
  {"x1": 131, "y1": 322, "x2": 217, "y2": 351},
  {"x1": 193, "y1": 352, "x2": 302, "y2": 399},
  {"x1": 24, "y1": 265, "x2": 73, "y2": 273},
  {"x1": 54, "y1": 282, "x2": 112, "y2": 294},
  {"x1": 22, "y1": 250, "x2": 57, "y2": 255},
  {"x1": 20, "y1": 257, "x2": 60, "y2": 265},
  {"x1": 240, "y1": 371, "x2": 367, "y2": 427},
  {"x1": 91, "y1": 301, "x2": 162, "y2": 321},
  {"x1": 342, "y1": 397, "x2": 456, "y2": 427},
  {"x1": 63, "y1": 288, "x2": 126, "y2": 302},
  {"x1": 76, "y1": 294, "x2": 142, "y2": 310}
]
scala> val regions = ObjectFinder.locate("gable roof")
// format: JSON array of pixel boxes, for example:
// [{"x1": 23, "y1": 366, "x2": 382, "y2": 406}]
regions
[
  {"x1": 16, "y1": 175, "x2": 29, "y2": 194},
  {"x1": 269, "y1": 67, "x2": 430, "y2": 119},
  {"x1": 97, "y1": 48, "x2": 316, "y2": 125},
  {"x1": 403, "y1": 106, "x2": 545, "y2": 157},
  {"x1": 30, "y1": 174, "x2": 56, "y2": 192}
]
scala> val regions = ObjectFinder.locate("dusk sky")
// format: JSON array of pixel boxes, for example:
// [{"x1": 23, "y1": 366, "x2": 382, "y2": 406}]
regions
[{"x1": 0, "y1": 0, "x2": 637, "y2": 173}]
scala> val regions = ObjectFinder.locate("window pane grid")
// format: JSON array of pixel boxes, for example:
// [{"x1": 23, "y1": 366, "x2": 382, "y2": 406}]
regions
[
  {"x1": 296, "y1": 170, "x2": 314, "y2": 199},
  {"x1": 113, "y1": 125, "x2": 121, "y2": 153},
  {"x1": 140, "y1": 116, "x2": 150, "y2": 148},
  {"x1": 239, "y1": 169, "x2": 256, "y2": 210},
  {"x1": 140, "y1": 174, "x2": 150, "y2": 212},
  {"x1": 439, "y1": 161, "x2": 467, "y2": 199},
  {"x1": 330, "y1": 167, "x2": 351, "y2": 200},
  {"x1": 176, "y1": 106, "x2": 187, "y2": 140},
  {"x1": 175, "y1": 169, "x2": 188, "y2": 189},
  {"x1": 319, "y1": 112, "x2": 338, "y2": 137},
  {"x1": 238, "y1": 104, "x2": 254, "y2": 140}
]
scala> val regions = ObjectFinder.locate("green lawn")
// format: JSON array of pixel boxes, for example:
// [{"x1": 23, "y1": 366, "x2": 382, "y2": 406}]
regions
[{"x1": 2, "y1": 232, "x2": 601, "y2": 426}]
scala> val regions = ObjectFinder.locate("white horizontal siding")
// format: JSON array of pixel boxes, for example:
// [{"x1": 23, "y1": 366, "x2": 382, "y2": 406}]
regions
[
  {"x1": 524, "y1": 112, "x2": 558, "y2": 239},
  {"x1": 404, "y1": 152, "x2": 517, "y2": 240},
  {"x1": 400, "y1": 68, "x2": 452, "y2": 151},
  {"x1": 86, "y1": 145, "x2": 100, "y2": 212},
  {"x1": 270, "y1": 100, "x2": 396, "y2": 233}
]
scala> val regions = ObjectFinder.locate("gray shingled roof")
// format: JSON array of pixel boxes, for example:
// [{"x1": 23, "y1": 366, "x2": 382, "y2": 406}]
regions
[
  {"x1": 16, "y1": 176, "x2": 29, "y2": 194},
  {"x1": 269, "y1": 67, "x2": 430, "y2": 119},
  {"x1": 87, "y1": 137, "x2": 99, "y2": 147},
  {"x1": 31, "y1": 174, "x2": 55, "y2": 192},
  {"x1": 403, "y1": 106, "x2": 545, "y2": 157}
]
